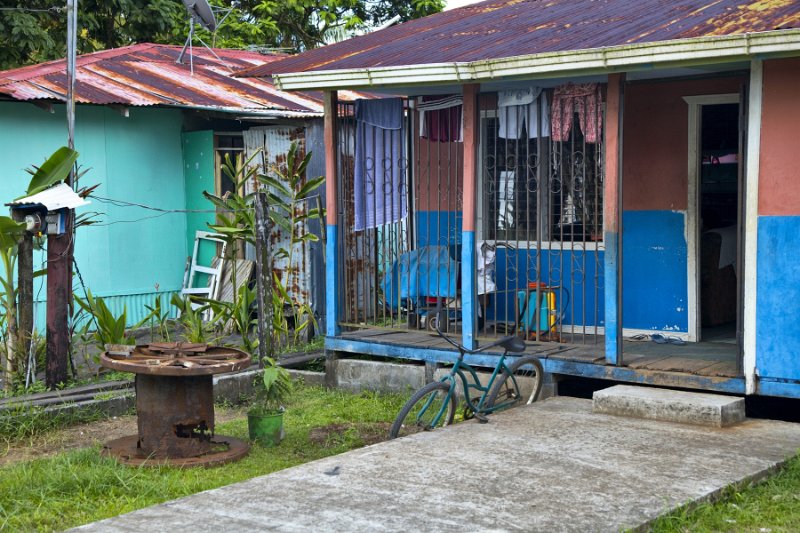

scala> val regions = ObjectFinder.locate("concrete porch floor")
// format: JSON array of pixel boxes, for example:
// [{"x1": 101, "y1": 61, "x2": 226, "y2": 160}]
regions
[{"x1": 73, "y1": 396, "x2": 800, "y2": 532}]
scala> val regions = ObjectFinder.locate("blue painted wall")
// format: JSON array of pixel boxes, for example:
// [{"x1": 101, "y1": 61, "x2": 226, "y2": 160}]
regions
[
  {"x1": 756, "y1": 216, "x2": 800, "y2": 381},
  {"x1": 0, "y1": 102, "x2": 188, "y2": 327},
  {"x1": 416, "y1": 211, "x2": 462, "y2": 249},
  {"x1": 412, "y1": 209, "x2": 689, "y2": 334},
  {"x1": 622, "y1": 210, "x2": 688, "y2": 332},
  {"x1": 489, "y1": 247, "x2": 605, "y2": 328}
]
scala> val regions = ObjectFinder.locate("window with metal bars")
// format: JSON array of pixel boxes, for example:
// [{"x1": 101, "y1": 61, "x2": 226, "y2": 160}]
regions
[{"x1": 480, "y1": 92, "x2": 604, "y2": 245}]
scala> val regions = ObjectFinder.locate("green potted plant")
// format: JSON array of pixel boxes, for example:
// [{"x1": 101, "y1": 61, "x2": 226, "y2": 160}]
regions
[{"x1": 247, "y1": 359, "x2": 292, "y2": 446}]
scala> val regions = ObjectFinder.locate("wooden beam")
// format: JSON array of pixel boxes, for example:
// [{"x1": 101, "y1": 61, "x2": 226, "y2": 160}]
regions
[
  {"x1": 31, "y1": 101, "x2": 55, "y2": 114},
  {"x1": 108, "y1": 105, "x2": 129, "y2": 117}
]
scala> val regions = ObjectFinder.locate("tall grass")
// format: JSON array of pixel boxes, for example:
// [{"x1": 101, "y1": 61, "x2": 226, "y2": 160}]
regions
[{"x1": 0, "y1": 386, "x2": 407, "y2": 532}]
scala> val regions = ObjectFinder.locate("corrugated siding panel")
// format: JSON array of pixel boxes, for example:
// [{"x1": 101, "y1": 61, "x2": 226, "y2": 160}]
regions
[
  {"x1": 34, "y1": 290, "x2": 180, "y2": 333},
  {"x1": 244, "y1": 126, "x2": 312, "y2": 307}
]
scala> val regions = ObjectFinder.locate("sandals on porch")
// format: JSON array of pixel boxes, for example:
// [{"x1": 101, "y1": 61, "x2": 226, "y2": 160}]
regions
[{"x1": 651, "y1": 334, "x2": 686, "y2": 346}]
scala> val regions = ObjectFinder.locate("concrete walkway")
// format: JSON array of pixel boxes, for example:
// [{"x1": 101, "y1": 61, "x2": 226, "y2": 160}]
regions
[{"x1": 73, "y1": 397, "x2": 800, "y2": 532}]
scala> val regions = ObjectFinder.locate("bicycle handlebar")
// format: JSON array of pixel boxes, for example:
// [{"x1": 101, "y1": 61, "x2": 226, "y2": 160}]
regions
[{"x1": 434, "y1": 321, "x2": 524, "y2": 355}]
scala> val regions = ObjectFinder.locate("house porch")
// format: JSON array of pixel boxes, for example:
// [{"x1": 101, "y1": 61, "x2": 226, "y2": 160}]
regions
[{"x1": 326, "y1": 328, "x2": 742, "y2": 395}]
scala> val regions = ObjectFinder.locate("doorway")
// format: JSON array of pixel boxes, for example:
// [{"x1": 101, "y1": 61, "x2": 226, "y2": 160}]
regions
[{"x1": 697, "y1": 102, "x2": 741, "y2": 344}]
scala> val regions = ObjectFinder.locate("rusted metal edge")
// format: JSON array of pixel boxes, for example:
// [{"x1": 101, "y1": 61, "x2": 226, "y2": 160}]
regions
[{"x1": 102, "y1": 434, "x2": 250, "y2": 468}]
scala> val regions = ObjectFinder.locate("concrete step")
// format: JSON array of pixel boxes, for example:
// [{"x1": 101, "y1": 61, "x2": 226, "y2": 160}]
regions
[{"x1": 592, "y1": 384, "x2": 745, "y2": 427}]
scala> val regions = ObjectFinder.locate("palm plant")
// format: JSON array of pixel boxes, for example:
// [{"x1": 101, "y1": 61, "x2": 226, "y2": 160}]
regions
[{"x1": 258, "y1": 142, "x2": 325, "y2": 348}]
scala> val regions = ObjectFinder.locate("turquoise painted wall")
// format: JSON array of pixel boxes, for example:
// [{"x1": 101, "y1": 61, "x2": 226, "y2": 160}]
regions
[
  {"x1": 182, "y1": 130, "x2": 217, "y2": 279},
  {"x1": 0, "y1": 102, "x2": 187, "y2": 326}
]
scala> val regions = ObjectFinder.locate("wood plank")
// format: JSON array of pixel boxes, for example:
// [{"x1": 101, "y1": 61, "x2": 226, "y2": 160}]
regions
[
  {"x1": 626, "y1": 356, "x2": 673, "y2": 369},
  {"x1": 694, "y1": 361, "x2": 740, "y2": 378},
  {"x1": 637, "y1": 357, "x2": 719, "y2": 373}
]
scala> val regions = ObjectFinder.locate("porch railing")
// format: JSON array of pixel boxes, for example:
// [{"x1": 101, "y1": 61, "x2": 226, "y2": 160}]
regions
[{"x1": 334, "y1": 87, "x2": 606, "y2": 346}]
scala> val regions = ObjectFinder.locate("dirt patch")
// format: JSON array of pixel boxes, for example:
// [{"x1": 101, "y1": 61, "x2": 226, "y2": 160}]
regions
[
  {"x1": 308, "y1": 422, "x2": 391, "y2": 447},
  {"x1": 0, "y1": 407, "x2": 246, "y2": 467}
]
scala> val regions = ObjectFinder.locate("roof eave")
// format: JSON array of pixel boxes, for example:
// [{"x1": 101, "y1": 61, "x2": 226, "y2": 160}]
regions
[{"x1": 272, "y1": 29, "x2": 800, "y2": 91}]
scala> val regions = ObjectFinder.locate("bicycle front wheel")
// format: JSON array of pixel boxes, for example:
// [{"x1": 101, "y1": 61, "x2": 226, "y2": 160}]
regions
[
  {"x1": 389, "y1": 381, "x2": 455, "y2": 439},
  {"x1": 486, "y1": 355, "x2": 544, "y2": 411}
]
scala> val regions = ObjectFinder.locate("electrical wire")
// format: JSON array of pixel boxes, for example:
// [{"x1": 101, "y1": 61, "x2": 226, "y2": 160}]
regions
[
  {"x1": 90, "y1": 195, "x2": 229, "y2": 213},
  {"x1": 90, "y1": 211, "x2": 177, "y2": 226}
]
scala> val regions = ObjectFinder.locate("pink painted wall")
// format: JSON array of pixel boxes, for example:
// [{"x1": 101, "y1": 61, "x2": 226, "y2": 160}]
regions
[
  {"x1": 414, "y1": 137, "x2": 463, "y2": 211},
  {"x1": 758, "y1": 58, "x2": 800, "y2": 217},
  {"x1": 623, "y1": 76, "x2": 745, "y2": 211}
]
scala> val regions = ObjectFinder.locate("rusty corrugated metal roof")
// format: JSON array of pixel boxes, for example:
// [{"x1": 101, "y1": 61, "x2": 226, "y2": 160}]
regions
[
  {"x1": 0, "y1": 43, "x2": 366, "y2": 115},
  {"x1": 241, "y1": 0, "x2": 800, "y2": 77}
]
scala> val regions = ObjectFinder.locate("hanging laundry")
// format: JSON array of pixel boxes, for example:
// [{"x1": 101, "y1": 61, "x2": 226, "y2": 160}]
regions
[
  {"x1": 497, "y1": 87, "x2": 550, "y2": 139},
  {"x1": 551, "y1": 83, "x2": 603, "y2": 143},
  {"x1": 418, "y1": 95, "x2": 463, "y2": 142},
  {"x1": 354, "y1": 98, "x2": 407, "y2": 231}
]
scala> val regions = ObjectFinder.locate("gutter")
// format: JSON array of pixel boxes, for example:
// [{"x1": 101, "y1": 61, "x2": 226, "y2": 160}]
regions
[{"x1": 272, "y1": 29, "x2": 800, "y2": 90}]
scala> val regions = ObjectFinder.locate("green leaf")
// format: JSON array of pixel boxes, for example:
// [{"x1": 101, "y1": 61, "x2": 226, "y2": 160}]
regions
[
  {"x1": 296, "y1": 176, "x2": 325, "y2": 201},
  {"x1": 262, "y1": 366, "x2": 278, "y2": 391},
  {"x1": 269, "y1": 211, "x2": 292, "y2": 234},
  {"x1": 0, "y1": 216, "x2": 25, "y2": 249},
  {"x1": 24, "y1": 147, "x2": 79, "y2": 198},
  {"x1": 258, "y1": 175, "x2": 292, "y2": 198}
]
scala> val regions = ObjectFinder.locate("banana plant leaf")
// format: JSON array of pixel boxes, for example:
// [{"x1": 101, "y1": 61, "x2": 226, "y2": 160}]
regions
[{"x1": 22, "y1": 146, "x2": 79, "y2": 198}]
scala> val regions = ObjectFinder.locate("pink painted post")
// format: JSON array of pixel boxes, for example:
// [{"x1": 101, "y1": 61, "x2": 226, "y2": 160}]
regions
[
  {"x1": 604, "y1": 73, "x2": 625, "y2": 364},
  {"x1": 324, "y1": 91, "x2": 340, "y2": 337},
  {"x1": 324, "y1": 91, "x2": 338, "y2": 226},
  {"x1": 461, "y1": 84, "x2": 479, "y2": 349}
]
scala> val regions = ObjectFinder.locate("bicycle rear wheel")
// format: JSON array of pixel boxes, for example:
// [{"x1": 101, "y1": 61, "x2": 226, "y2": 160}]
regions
[
  {"x1": 389, "y1": 381, "x2": 456, "y2": 439},
  {"x1": 486, "y1": 355, "x2": 544, "y2": 411}
]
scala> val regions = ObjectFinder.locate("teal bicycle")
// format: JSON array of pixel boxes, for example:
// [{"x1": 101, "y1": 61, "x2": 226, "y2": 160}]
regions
[{"x1": 389, "y1": 327, "x2": 544, "y2": 439}]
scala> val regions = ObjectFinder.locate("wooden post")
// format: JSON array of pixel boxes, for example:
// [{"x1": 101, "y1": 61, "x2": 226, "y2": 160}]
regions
[
  {"x1": 604, "y1": 73, "x2": 625, "y2": 365},
  {"x1": 14, "y1": 213, "x2": 33, "y2": 372},
  {"x1": 46, "y1": 224, "x2": 71, "y2": 388},
  {"x1": 461, "y1": 84, "x2": 480, "y2": 351},
  {"x1": 253, "y1": 183, "x2": 273, "y2": 366},
  {"x1": 323, "y1": 90, "x2": 340, "y2": 338},
  {"x1": 323, "y1": 90, "x2": 340, "y2": 388}
]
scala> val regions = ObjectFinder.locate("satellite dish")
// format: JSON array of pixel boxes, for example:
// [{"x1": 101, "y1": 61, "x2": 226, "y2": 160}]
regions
[
  {"x1": 177, "y1": 0, "x2": 235, "y2": 70},
  {"x1": 181, "y1": 0, "x2": 217, "y2": 31}
]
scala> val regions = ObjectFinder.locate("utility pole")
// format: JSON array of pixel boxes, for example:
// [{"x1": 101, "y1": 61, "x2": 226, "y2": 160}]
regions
[{"x1": 46, "y1": 0, "x2": 78, "y2": 388}]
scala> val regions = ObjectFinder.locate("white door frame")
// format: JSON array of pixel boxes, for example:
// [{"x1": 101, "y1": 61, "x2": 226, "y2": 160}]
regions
[{"x1": 683, "y1": 93, "x2": 740, "y2": 343}]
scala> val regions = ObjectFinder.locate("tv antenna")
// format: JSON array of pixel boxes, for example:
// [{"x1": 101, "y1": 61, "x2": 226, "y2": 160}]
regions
[{"x1": 177, "y1": 0, "x2": 235, "y2": 73}]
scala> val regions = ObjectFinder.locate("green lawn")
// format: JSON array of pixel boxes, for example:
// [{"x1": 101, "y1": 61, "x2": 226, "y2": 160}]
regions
[
  {"x1": 3, "y1": 385, "x2": 800, "y2": 532},
  {"x1": 0, "y1": 386, "x2": 407, "y2": 532},
  {"x1": 648, "y1": 454, "x2": 800, "y2": 532}
]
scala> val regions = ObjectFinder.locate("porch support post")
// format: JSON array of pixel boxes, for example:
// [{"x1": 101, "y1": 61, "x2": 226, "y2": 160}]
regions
[
  {"x1": 324, "y1": 90, "x2": 341, "y2": 338},
  {"x1": 461, "y1": 83, "x2": 480, "y2": 350},
  {"x1": 604, "y1": 73, "x2": 625, "y2": 365},
  {"x1": 743, "y1": 59, "x2": 762, "y2": 395}
]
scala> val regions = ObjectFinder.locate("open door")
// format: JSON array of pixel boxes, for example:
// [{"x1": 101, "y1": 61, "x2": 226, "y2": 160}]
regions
[{"x1": 685, "y1": 92, "x2": 745, "y2": 376}]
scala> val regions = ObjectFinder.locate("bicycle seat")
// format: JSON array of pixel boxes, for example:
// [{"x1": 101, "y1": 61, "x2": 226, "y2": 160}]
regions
[{"x1": 498, "y1": 335, "x2": 526, "y2": 353}]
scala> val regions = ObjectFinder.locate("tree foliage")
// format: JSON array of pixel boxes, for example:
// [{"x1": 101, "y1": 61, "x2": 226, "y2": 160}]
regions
[{"x1": 0, "y1": 0, "x2": 444, "y2": 70}]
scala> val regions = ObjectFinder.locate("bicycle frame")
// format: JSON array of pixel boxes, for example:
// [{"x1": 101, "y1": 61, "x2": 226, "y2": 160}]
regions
[{"x1": 413, "y1": 353, "x2": 521, "y2": 429}]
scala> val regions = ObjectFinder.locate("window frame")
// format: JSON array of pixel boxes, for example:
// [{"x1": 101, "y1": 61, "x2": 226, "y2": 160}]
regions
[{"x1": 477, "y1": 108, "x2": 605, "y2": 251}]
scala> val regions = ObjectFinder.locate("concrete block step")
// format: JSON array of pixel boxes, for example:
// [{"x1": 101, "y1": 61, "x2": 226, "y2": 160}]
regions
[{"x1": 592, "y1": 384, "x2": 745, "y2": 427}]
